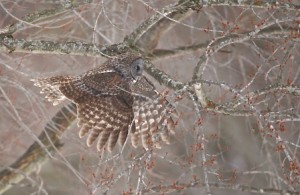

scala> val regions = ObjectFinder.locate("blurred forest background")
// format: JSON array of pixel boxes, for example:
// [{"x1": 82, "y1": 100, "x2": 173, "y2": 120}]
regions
[{"x1": 0, "y1": 0, "x2": 299, "y2": 194}]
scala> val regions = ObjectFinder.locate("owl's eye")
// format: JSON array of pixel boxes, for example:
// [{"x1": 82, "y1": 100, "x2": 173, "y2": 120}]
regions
[{"x1": 131, "y1": 58, "x2": 144, "y2": 78}]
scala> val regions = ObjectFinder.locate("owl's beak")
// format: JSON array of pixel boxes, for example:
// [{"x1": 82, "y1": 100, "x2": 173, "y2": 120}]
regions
[{"x1": 132, "y1": 75, "x2": 142, "y2": 83}]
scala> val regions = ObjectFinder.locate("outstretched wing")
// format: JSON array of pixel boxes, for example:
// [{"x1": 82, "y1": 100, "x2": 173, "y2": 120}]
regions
[
  {"x1": 130, "y1": 76, "x2": 176, "y2": 149},
  {"x1": 31, "y1": 75, "x2": 74, "y2": 105},
  {"x1": 32, "y1": 70, "x2": 127, "y2": 105},
  {"x1": 77, "y1": 96, "x2": 133, "y2": 152},
  {"x1": 32, "y1": 70, "x2": 134, "y2": 152},
  {"x1": 32, "y1": 69, "x2": 176, "y2": 151}
]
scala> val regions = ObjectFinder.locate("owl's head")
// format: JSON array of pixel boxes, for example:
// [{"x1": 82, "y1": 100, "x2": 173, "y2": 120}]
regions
[{"x1": 111, "y1": 53, "x2": 144, "y2": 81}]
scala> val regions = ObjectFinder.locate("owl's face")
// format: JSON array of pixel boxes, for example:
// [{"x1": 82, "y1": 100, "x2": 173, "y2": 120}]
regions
[{"x1": 111, "y1": 53, "x2": 144, "y2": 82}]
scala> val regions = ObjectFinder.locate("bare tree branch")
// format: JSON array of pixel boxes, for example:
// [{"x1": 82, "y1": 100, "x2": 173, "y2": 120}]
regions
[
  {"x1": 0, "y1": 0, "x2": 299, "y2": 194},
  {"x1": 0, "y1": 104, "x2": 76, "y2": 194}
]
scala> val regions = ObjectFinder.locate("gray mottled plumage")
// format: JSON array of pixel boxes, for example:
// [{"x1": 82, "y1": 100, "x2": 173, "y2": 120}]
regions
[{"x1": 32, "y1": 53, "x2": 175, "y2": 152}]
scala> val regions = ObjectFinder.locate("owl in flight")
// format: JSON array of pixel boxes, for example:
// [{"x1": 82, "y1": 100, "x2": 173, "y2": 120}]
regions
[{"x1": 32, "y1": 53, "x2": 175, "y2": 152}]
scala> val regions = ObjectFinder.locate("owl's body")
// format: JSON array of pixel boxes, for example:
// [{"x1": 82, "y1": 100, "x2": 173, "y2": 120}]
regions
[{"x1": 32, "y1": 53, "x2": 175, "y2": 152}]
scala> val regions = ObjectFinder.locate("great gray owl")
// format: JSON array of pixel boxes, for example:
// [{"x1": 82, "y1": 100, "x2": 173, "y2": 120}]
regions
[{"x1": 32, "y1": 53, "x2": 175, "y2": 152}]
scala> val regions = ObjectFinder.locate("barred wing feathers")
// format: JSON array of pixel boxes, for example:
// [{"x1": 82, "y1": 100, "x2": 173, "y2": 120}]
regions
[
  {"x1": 32, "y1": 72, "x2": 176, "y2": 152},
  {"x1": 32, "y1": 75, "x2": 133, "y2": 152},
  {"x1": 131, "y1": 77, "x2": 176, "y2": 149}
]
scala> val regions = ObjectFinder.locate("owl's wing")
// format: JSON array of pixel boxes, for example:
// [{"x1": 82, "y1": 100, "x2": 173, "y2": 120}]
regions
[
  {"x1": 32, "y1": 72, "x2": 134, "y2": 152},
  {"x1": 31, "y1": 70, "x2": 126, "y2": 105},
  {"x1": 77, "y1": 96, "x2": 134, "y2": 152},
  {"x1": 31, "y1": 75, "x2": 74, "y2": 105},
  {"x1": 130, "y1": 76, "x2": 176, "y2": 149},
  {"x1": 81, "y1": 69, "x2": 126, "y2": 97}
]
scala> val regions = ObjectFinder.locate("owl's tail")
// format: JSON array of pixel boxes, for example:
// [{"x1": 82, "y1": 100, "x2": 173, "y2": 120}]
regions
[{"x1": 31, "y1": 76, "x2": 75, "y2": 106}]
